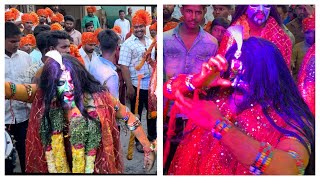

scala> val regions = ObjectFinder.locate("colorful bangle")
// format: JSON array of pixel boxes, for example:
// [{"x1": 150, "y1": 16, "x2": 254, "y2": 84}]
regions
[
  {"x1": 166, "y1": 76, "x2": 177, "y2": 94},
  {"x1": 185, "y1": 74, "x2": 195, "y2": 91},
  {"x1": 288, "y1": 150, "x2": 305, "y2": 175},
  {"x1": 211, "y1": 118, "x2": 232, "y2": 140},
  {"x1": 126, "y1": 116, "x2": 141, "y2": 131},
  {"x1": 23, "y1": 84, "x2": 33, "y2": 100},
  {"x1": 249, "y1": 142, "x2": 274, "y2": 175},
  {"x1": 8, "y1": 82, "x2": 17, "y2": 98}
]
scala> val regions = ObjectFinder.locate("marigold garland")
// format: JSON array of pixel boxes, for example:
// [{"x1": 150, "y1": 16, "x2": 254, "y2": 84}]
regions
[{"x1": 39, "y1": 94, "x2": 102, "y2": 173}]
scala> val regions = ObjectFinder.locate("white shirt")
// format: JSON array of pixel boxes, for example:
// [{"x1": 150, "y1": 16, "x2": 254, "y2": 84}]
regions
[
  {"x1": 5, "y1": 50, "x2": 32, "y2": 124},
  {"x1": 79, "y1": 47, "x2": 99, "y2": 71},
  {"x1": 114, "y1": 18, "x2": 130, "y2": 42}
]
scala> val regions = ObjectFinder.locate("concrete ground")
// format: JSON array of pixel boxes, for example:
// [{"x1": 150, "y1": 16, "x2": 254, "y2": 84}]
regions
[{"x1": 120, "y1": 108, "x2": 157, "y2": 174}]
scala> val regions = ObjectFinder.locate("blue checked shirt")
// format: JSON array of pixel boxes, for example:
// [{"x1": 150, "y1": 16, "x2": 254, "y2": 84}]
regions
[
  {"x1": 118, "y1": 35, "x2": 154, "y2": 90},
  {"x1": 163, "y1": 23, "x2": 218, "y2": 118},
  {"x1": 164, "y1": 22, "x2": 218, "y2": 80}
]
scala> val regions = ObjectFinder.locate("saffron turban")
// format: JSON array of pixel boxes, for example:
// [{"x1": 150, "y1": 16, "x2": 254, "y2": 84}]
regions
[
  {"x1": 81, "y1": 32, "x2": 98, "y2": 45},
  {"x1": 132, "y1": 9, "x2": 152, "y2": 26},
  {"x1": 112, "y1": 25, "x2": 122, "y2": 34},
  {"x1": 20, "y1": 34, "x2": 36, "y2": 48},
  {"x1": 50, "y1": 22, "x2": 63, "y2": 31},
  {"x1": 86, "y1": 6, "x2": 97, "y2": 13},
  {"x1": 149, "y1": 22, "x2": 157, "y2": 31}
]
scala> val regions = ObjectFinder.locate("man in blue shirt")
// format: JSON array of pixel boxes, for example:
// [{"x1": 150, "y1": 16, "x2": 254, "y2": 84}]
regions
[
  {"x1": 163, "y1": 5, "x2": 219, "y2": 173},
  {"x1": 89, "y1": 29, "x2": 120, "y2": 99}
]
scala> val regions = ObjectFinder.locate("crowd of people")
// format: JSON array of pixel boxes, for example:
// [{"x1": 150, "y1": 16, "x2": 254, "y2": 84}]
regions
[
  {"x1": 4, "y1": 3, "x2": 316, "y2": 176},
  {"x1": 5, "y1": 5, "x2": 157, "y2": 174},
  {"x1": 163, "y1": 5, "x2": 315, "y2": 175}
]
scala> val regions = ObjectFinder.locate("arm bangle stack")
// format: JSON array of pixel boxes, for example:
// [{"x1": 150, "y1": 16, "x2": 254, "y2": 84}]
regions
[
  {"x1": 249, "y1": 142, "x2": 274, "y2": 175},
  {"x1": 126, "y1": 116, "x2": 142, "y2": 131},
  {"x1": 211, "y1": 118, "x2": 232, "y2": 140}
]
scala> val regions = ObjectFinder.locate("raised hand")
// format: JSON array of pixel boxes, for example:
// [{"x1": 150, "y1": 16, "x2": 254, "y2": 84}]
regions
[{"x1": 193, "y1": 54, "x2": 231, "y2": 88}]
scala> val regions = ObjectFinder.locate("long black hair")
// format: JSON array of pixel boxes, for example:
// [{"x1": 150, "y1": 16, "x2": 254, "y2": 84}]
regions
[
  {"x1": 40, "y1": 54, "x2": 107, "y2": 121},
  {"x1": 224, "y1": 37, "x2": 315, "y2": 174}
]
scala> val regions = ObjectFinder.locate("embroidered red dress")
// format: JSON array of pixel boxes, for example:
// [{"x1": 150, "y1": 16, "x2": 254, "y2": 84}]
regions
[{"x1": 168, "y1": 91, "x2": 290, "y2": 175}]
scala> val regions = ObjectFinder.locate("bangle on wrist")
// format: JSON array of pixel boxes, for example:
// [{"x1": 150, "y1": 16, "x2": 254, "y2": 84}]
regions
[
  {"x1": 249, "y1": 142, "x2": 274, "y2": 175},
  {"x1": 23, "y1": 84, "x2": 33, "y2": 100},
  {"x1": 126, "y1": 116, "x2": 141, "y2": 131},
  {"x1": 211, "y1": 118, "x2": 232, "y2": 140},
  {"x1": 8, "y1": 82, "x2": 16, "y2": 99}
]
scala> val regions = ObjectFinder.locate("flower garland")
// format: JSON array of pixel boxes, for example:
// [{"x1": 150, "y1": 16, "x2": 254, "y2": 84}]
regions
[{"x1": 39, "y1": 94, "x2": 101, "y2": 173}]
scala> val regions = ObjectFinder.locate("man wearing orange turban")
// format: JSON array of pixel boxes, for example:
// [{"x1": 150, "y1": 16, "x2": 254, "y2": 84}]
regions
[
  {"x1": 149, "y1": 22, "x2": 157, "y2": 39},
  {"x1": 5, "y1": 10, "x2": 17, "y2": 22},
  {"x1": 79, "y1": 32, "x2": 99, "y2": 70},
  {"x1": 119, "y1": 9, "x2": 157, "y2": 153},
  {"x1": 81, "y1": 6, "x2": 100, "y2": 30},
  {"x1": 19, "y1": 34, "x2": 36, "y2": 54},
  {"x1": 36, "y1": 9, "x2": 49, "y2": 25},
  {"x1": 21, "y1": 13, "x2": 39, "y2": 35}
]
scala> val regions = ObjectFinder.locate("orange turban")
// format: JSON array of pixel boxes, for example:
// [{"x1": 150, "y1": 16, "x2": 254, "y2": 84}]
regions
[
  {"x1": 19, "y1": 34, "x2": 36, "y2": 48},
  {"x1": 86, "y1": 6, "x2": 97, "y2": 13},
  {"x1": 21, "y1": 13, "x2": 39, "y2": 25},
  {"x1": 112, "y1": 25, "x2": 122, "y2": 34},
  {"x1": 132, "y1": 9, "x2": 152, "y2": 26},
  {"x1": 149, "y1": 22, "x2": 157, "y2": 31},
  {"x1": 81, "y1": 32, "x2": 98, "y2": 45},
  {"x1": 50, "y1": 23, "x2": 63, "y2": 31},
  {"x1": 302, "y1": 15, "x2": 315, "y2": 32},
  {"x1": 37, "y1": 9, "x2": 49, "y2": 18},
  {"x1": 50, "y1": 12, "x2": 64, "y2": 23},
  {"x1": 163, "y1": 21, "x2": 179, "y2": 32},
  {"x1": 70, "y1": 44, "x2": 85, "y2": 65},
  {"x1": 5, "y1": 11, "x2": 17, "y2": 22},
  {"x1": 45, "y1": 7, "x2": 54, "y2": 17}
]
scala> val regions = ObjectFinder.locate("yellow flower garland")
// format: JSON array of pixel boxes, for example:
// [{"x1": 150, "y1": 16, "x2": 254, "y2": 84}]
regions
[
  {"x1": 51, "y1": 133, "x2": 70, "y2": 173},
  {"x1": 72, "y1": 146, "x2": 85, "y2": 173}
]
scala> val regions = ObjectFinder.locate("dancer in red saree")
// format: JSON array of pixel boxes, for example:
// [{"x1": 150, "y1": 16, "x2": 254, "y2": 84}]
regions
[
  {"x1": 164, "y1": 35, "x2": 314, "y2": 175},
  {"x1": 5, "y1": 52, "x2": 155, "y2": 174}
]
